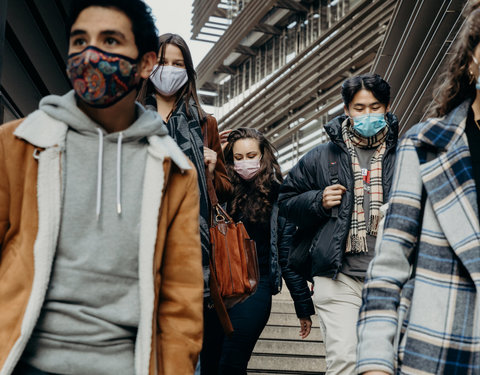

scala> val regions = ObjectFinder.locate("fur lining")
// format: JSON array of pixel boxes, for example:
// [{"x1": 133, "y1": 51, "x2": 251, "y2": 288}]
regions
[
  {"x1": 134, "y1": 138, "x2": 170, "y2": 375},
  {"x1": 14, "y1": 110, "x2": 190, "y2": 171},
  {"x1": 148, "y1": 135, "x2": 191, "y2": 171},
  {"x1": 1, "y1": 148, "x2": 62, "y2": 375},
  {"x1": 13, "y1": 110, "x2": 67, "y2": 148}
]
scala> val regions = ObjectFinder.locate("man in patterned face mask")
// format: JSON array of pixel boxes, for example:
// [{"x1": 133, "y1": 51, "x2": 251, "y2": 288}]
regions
[
  {"x1": 0, "y1": 1, "x2": 204, "y2": 374},
  {"x1": 279, "y1": 73, "x2": 399, "y2": 375}
]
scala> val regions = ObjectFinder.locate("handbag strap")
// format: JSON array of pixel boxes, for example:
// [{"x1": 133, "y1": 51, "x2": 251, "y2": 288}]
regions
[
  {"x1": 203, "y1": 116, "x2": 219, "y2": 208},
  {"x1": 209, "y1": 260, "x2": 234, "y2": 337},
  {"x1": 203, "y1": 116, "x2": 234, "y2": 337},
  {"x1": 203, "y1": 116, "x2": 235, "y2": 223}
]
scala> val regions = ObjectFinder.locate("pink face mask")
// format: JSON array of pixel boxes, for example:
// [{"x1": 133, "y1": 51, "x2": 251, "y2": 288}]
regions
[{"x1": 234, "y1": 159, "x2": 261, "y2": 180}]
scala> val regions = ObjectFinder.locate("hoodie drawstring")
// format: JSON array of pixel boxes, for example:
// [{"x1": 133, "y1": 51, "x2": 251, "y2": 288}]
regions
[
  {"x1": 117, "y1": 132, "x2": 123, "y2": 215},
  {"x1": 96, "y1": 129, "x2": 123, "y2": 218},
  {"x1": 96, "y1": 128, "x2": 103, "y2": 219}
]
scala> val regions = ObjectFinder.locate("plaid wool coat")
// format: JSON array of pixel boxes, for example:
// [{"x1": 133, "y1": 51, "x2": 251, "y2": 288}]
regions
[{"x1": 357, "y1": 100, "x2": 480, "y2": 375}]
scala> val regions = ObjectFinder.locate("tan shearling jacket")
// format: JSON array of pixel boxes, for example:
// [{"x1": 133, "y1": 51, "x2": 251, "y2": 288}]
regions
[{"x1": 0, "y1": 110, "x2": 203, "y2": 375}]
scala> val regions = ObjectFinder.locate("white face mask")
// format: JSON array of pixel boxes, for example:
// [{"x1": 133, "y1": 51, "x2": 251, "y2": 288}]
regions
[{"x1": 150, "y1": 65, "x2": 188, "y2": 96}]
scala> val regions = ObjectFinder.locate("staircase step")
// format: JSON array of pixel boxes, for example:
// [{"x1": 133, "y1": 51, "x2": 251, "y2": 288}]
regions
[
  {"x1": 260, "y1": 325, "x2": 323, "y2": 341},
  {"x1": 270, "y1": 301, "x2": 298, "y2": 314},
  {"x1": 253, "y1": 338, "x2": 325, "y2": 356},
  {"x1": 248, "y1": 353, "x2": 326, "y2": 373},
  {"x1": 266, "y1": 312, "x2": 320, "y2": 327},
  {"x1": 248, "y1": 372, "x2": 324, "y2": 375}
]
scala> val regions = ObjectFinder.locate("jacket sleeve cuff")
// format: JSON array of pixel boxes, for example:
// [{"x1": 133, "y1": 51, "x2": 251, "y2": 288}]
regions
[
  {"x1": 294, "y1": 297, "x2": 315, "y2": 319},
  {"x1": 314, "y1": 190, "x2": 331, "y2": 219}
]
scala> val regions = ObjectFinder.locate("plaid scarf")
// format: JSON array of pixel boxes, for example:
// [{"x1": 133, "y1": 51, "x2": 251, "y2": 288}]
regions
[{"x1": 341, "y1": 118, "x2": 388, "y2": 253}]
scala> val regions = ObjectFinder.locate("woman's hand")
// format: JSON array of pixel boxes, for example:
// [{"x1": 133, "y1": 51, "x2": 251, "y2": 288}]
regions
[
  {"x1": 219, "y1": 129, "x2": 232, "y2": 152},
  {"x1": 204, "y1": 146, "x2": 217, "y2": 174},
  {"x1": 299, "y1": 317, "x2": 312, "y2": 339}
]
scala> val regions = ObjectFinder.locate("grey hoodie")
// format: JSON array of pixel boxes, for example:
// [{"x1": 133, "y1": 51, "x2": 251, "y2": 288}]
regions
[{"x1": 22, "y1": 91, "x2": 167, "y2": 375}]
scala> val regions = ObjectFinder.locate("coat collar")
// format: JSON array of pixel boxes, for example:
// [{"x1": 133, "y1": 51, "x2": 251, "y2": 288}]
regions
[
  {"x1": 14, "y1": 108, "x2": 191, "y2": 171},
  {"x1": 415, "y1": 100, "x2": 471, "y2": 151}
]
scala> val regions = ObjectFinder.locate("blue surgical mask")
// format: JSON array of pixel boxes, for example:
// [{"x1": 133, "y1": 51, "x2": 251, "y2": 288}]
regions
[
  {"x1": 351, "y1": 113, "x2": 387, "y2": 138},
  {"x1": 473, "y1": 56, "x2": 480, "y2": 90}
]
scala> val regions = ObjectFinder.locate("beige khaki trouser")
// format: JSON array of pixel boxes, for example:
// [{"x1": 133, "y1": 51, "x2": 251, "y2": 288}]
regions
[{"x1": 312, "y1": 273, "x2": 364, "y2": 375}]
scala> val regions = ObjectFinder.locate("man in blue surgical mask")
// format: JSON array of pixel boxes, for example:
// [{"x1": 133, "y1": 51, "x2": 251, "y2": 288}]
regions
[{"x1": 278, "y1": 73, "x2": 399, "y2": 375}]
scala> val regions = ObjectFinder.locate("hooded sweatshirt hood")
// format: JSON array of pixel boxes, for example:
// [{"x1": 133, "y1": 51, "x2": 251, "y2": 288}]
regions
[
  {"x1": 39, "y1": 90, "x2": 168, "y2": 140},
  {"x1": 39, "y1": 90, "x2": 168, "y2": 217}
]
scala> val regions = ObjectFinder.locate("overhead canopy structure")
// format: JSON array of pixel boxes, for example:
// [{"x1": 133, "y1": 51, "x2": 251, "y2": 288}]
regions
[
  {"x1": 192, "y1": 0, "x2": 468, "y2": 171},
  {"x1": 192, "y1": 0, "x2": 396, "y2": 171}
]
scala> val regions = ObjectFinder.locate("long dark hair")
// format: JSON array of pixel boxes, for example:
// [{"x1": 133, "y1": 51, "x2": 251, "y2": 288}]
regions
[
  {"x1": 138, "y1": 33, "x2": 205, "y2": 119},
  {"x1": 224, "y1": 128, "x2": 283, "y2": 224},
  {"x1": 428, "y1": 5, "x2": 480, "y2": 117}
]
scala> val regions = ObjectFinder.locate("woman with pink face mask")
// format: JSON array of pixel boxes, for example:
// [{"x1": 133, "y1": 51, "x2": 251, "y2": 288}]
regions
[{"x1": 202, "y1": 128, "x2": 313, "y2": 375}]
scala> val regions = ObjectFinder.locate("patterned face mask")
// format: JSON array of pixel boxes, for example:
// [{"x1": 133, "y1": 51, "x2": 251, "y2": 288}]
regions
[{"x1": 66, "y1": 46, "x2": 139, "y2": 108}]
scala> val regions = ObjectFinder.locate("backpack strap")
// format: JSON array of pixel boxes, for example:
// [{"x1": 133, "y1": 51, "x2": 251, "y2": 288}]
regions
[{"x1": 328, "y1": 144, "x2": 340, "y2": 218}]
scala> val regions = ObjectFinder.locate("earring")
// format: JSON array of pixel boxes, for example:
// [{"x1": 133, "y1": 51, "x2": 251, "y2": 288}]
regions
[{"x1": 469, "y1": 71, "x2": 476, "y2": 84}]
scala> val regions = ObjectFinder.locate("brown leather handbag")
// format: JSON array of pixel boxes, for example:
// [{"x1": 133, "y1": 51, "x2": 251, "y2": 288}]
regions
[{"x1": 207, "y1": 190, "x2": 260, "y2": 309}]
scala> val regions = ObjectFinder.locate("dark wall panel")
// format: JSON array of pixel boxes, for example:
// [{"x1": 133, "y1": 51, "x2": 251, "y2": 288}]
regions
[
  {"x1": 33, "y1": 0, "x2": 68, "y2": 59},
  {"x1": 0, "y1": 0, "x2": 7, "y2": 82},
  {"x1": 7, "y1": 0, "x2": 70, "y2": 95},
  {"x1": 3, "y1": 40, "x2": 43, "y2": 116}
]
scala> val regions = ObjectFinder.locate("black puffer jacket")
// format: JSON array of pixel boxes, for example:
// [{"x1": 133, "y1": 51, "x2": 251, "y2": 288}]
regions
[{"x1": 278, "y1": 114, "x2": 398, "y2": 278}]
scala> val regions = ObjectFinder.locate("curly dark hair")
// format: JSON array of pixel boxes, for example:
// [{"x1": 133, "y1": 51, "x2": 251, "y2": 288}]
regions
[
  {"x1": 224, "y1": 128, "x2": 283, "y2": 224},
  {"x1": 428, "y1": 5, "x2": 480, "y2": 117}
]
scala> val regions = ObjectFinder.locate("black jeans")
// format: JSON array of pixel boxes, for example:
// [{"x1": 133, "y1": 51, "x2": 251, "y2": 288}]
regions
[{"x1": 201, "y1": 275, "x2": 272, "y2": 375}]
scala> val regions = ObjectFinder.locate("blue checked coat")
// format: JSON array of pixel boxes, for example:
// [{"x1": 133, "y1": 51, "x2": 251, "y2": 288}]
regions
[{"x1": 357, "y1": 100, "x2": 480, "y2": 375}]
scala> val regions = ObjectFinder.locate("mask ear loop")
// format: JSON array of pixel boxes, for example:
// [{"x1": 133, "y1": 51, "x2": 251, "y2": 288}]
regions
[
  {"x1": 150, "y1": 64, "x2": 163, "y2": 79},
  {"x1": 470, "y1": 56, "x2": 480, "y2": 85},
  {"x1": 347, "y1": 115, "x2": 355, "y2": 128}
]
